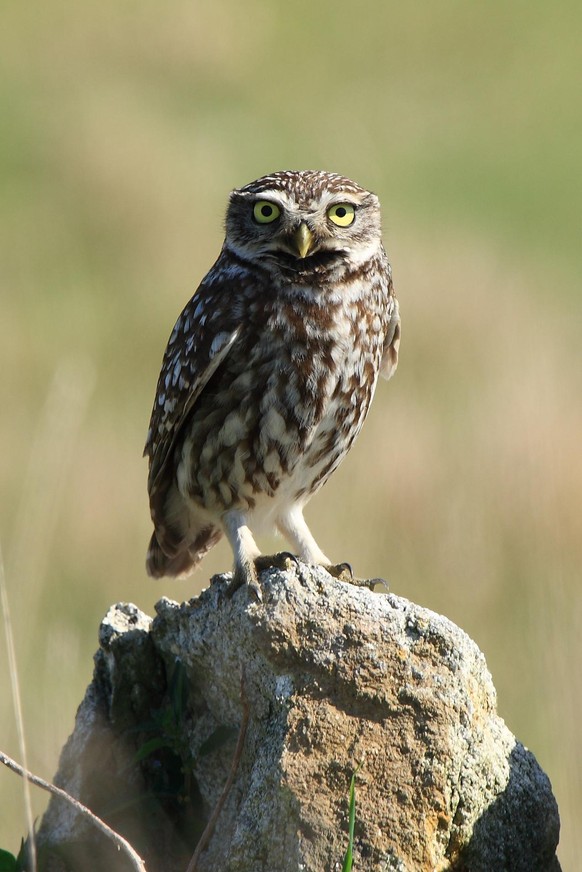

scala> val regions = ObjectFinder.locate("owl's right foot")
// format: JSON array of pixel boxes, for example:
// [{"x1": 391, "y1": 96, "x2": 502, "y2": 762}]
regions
[
  {"x1": 226, "y1": 562, "x2": 262, "y2": 600},
  {"x1": 222, "y1": 510, "x2": 264, "y2": 600},
  {"x1": 226, "y1": 552, "x2": 300, "y2": 599}
]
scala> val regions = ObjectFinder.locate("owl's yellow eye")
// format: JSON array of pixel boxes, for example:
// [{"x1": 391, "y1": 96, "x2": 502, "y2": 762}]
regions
[
  {"x1": 327, "y1": 203, "x2": 355, "y2": 227},
  {"x1": 253, "y1": 200, "x2": 281, "y2": 224}
]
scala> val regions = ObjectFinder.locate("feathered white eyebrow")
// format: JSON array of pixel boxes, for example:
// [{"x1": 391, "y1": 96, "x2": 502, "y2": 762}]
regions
[
  {"x1": 240, "y1": 189, "x2": 293, "y2": 210},
  {"x1": 314, "y1": 190, "x2": 366, "y2": 209},
  {"x1": 238, "y1": 188, "x2": 366, "y2": 214}
]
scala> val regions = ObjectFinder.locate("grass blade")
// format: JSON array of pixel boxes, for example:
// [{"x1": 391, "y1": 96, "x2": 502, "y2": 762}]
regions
[{"x1": 342, "y1": 768, "x2": 358, "y2": 872}]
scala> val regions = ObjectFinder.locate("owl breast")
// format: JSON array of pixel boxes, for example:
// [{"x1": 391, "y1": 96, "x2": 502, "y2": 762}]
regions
[{"x1": 175, "y1": 256, "x2": 390, "y2": 524}]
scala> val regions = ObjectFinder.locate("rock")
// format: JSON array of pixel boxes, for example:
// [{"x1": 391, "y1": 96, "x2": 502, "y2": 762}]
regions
[{"x1": 35, "y1": 563, "x2": 561, "y2": 871}]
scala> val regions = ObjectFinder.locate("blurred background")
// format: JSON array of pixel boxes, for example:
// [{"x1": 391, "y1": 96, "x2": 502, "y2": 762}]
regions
[{"x1": 1, "y1": 0, "x2": 580, "y2": 865}]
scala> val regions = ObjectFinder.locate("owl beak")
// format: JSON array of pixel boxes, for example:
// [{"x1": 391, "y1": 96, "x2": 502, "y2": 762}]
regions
[{"x1": 292, "y1": 222, "x2": 315, "y2": 259}]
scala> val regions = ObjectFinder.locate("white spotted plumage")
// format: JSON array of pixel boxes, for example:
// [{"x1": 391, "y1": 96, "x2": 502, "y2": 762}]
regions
[{"x1": 144, "y1": 170, "x2": 400, "y2": 590}]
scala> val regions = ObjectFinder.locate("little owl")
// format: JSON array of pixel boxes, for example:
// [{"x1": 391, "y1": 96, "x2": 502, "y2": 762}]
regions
[{"x1": 144, "y1": 170, "x2": 400, "y2": 592}]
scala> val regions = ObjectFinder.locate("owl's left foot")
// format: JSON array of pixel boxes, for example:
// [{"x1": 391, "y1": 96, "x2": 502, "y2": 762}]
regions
[
  {"x1": 254, "y1": 551, "x2": 300, "y2": 573},
  {"x1": 326, "y1": 562, "x2": 379, "y2": 590},
  {"x1": 326, "y1": 562, "x2": 354, "y2": 582}
]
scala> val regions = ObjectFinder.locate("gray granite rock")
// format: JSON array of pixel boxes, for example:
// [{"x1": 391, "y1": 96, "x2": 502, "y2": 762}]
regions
[{"x1": 36, "y1": 563, "x2": 561, "y2": 871}]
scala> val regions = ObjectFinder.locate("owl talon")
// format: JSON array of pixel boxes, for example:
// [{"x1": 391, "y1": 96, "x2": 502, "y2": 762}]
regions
[
  {"x1": 247, "y1": 579, "x2": 263, "y2": 602},
  {"x1": 225, "y1": 566, "x2": 262, "y2": 601},
  {"x1": 324, "y1": 563, "x2": 377, "y2": 590},
  {"x1": 254, "y1": 551, "x2": 299, "y2": 574},
  {"x1": 369, "y1": 578, "x2": 390, "y2": 593},
  {"x1": 326, "y1": 562, "x2": 354, "y2": 582}
]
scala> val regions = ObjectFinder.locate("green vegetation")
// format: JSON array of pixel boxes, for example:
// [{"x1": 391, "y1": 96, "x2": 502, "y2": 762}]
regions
[
  {"x1": 0, "y1": 843, "x2": 25, "y2": 872},
  {"x1": 342, "y1": 768, "x2": 358, "y2": 872},
  {"x1": 131, "y1": 659, "x2": 202, "y2": 826},
  {"x1": 1, "y1": 1, "x2": 580, "y2": 867}
]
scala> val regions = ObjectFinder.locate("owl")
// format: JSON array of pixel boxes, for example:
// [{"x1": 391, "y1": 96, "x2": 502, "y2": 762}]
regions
[{"x1": 144, "y1": 170, "x2": 400, "y2": 593}]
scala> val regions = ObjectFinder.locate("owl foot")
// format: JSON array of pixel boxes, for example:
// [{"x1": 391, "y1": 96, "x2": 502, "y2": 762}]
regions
[
  {"x1": 325, "y1": 562, "x2": 381, "y2": 591},
  {"x1": 226, "y1": 552, "x2": 299, "y2": 600},
  {"x1": 325, "y1": 562, "x2": 354, "y2": 582},
  {"x1": 254, "y1": 551, "x2": 300, "y2": 574},
  {"x1": 226, "y1": 564, "x2": 262, "y2": 601}
]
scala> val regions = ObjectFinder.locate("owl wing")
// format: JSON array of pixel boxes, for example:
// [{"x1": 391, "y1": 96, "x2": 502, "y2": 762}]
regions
[
  {"x1": 144, "y1": 281, "x2": 241, "y2": 495},
  {"x1": 380, "y1": 289, "x2": 401, "y2": 382}
]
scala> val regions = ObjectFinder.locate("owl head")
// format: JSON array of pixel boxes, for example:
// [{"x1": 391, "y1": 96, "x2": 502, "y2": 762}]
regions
[{"x1": 224, "y1": 170, "x2": 383, "y2": 274}]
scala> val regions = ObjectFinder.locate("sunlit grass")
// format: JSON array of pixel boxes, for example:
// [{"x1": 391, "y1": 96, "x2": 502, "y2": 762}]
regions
[{"x1": 1, "y1": 1, "x2": 580, "y2": 865}]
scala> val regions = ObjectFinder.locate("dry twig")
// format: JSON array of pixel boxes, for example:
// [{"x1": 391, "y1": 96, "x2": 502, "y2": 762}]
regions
[
  {"x1": 0, "y1": 544, "x2": 37, "y2": 871},
  {"x1": 0, "y1": 750, "x2": 147, "y2": 872}
]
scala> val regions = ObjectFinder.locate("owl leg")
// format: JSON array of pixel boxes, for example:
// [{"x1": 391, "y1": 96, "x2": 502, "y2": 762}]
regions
[
  {"x1": 276, "y1": 506, "x2": 331, "y2": 566},
  {"x1": 276, "y1": 508, "x2": 365, "y2": 584},
  {"x1": 221, "y1": 509, "x2": 262, "y2": 596}
]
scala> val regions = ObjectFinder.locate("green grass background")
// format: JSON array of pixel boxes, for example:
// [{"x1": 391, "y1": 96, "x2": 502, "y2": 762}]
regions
[{"x1": 1, "y1": 0, "x2": 580, "y2": 864}]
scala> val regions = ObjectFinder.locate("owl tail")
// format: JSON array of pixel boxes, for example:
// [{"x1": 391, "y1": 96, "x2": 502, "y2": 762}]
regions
[{"x1": 146, "y1": 527, "x2": 223, "y2": 579}]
